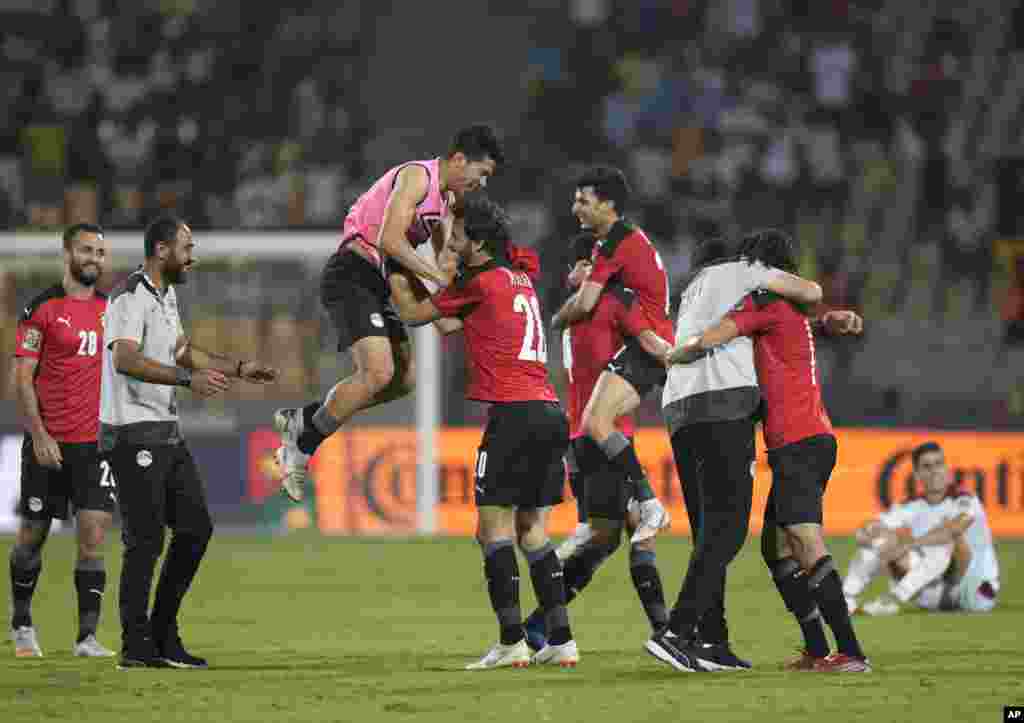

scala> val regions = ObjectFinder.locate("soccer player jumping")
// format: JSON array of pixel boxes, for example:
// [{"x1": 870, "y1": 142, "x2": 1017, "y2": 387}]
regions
[
  {"x1": 273, "y1": 125, "x2": 504, "y2": 502},
  {"x1": 552, "y1": 167, "x2": 675, "y2": 567}
]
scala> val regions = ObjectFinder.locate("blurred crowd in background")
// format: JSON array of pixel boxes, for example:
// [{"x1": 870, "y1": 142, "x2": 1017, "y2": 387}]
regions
[{"x1": 3, "y1": 0, "x2": 1024, "y2": 427}]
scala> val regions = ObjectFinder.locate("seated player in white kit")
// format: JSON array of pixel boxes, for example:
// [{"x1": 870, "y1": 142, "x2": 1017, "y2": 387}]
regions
[{"x1": 842, "y1": 442, "x2": 1000, "y2": 615}]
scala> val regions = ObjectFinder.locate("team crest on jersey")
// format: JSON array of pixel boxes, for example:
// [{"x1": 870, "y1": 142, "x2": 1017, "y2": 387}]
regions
[
  {"x1": 136, "y1": 450, "x2": 153, "y2": 468},
  {"x1": 370, "y1": 313, "x2": 385, "y2": 328},
  {"x1": 22, "y1": 328, "x2": 41, "y2": 352},
  {"x1": 28, "y1": 497, "x2": 43, "y2": 512}
]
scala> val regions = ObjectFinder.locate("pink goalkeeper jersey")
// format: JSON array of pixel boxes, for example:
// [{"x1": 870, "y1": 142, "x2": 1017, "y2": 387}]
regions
[{"x1": 340, "y1": 158, "x2": 450, "y2": 274}]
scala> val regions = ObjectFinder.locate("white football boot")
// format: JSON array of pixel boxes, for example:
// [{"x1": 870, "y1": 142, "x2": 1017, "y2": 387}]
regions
[
  {"x1": 465, "y1": 640, "x2": 531, "y2": 670},
  {"x1": 531, "y1": 639, "x2": 579, "y2": 667}
]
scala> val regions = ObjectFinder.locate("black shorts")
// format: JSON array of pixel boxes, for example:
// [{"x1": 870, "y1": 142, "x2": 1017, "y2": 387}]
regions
[
  {"x1": 19, "y1": 437, "x2": 117, "y2": 520},
  {"x1": 320, "y1": 250, "x2": 409, "y2": 351},
  {"x1": 105, "y1": 442, "x2": 212, "y2": 539},
  {"x1": 606, "y1": 337, "x2": 667, "y2": 398},
  {"x1": 474, "y1": 401, "x2": 569, "y2": 509},
  {"x1": 573, "y1": 436, "x2": 631, "y2": 522},
  {"x1": 765, "y1": 434, "x2": 837, "y2": 527}
]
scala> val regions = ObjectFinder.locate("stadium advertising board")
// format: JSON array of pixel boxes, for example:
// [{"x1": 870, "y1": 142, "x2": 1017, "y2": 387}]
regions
[{"x1": 247, "y1": 427, "x2": 1024, "y2": 537}]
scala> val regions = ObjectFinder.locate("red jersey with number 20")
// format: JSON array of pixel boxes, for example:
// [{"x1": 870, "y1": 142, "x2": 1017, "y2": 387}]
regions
[
  {"x1": 432, "y1": 260, "x2": 559, "y2": 404},
  {"x1": 14, "y1": 284, "x2": 107, "y2": 443},
  {"x1": 564, "y1": 283, "x2": 648, "y2": 439},
  {"x1": 729, "y1": 293, "x2": 832, "y2": 450},
  {"x1": 589, "y1": 220, "x2": 674, "y2": 343}
]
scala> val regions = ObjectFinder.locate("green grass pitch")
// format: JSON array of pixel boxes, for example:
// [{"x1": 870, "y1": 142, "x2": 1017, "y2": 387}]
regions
[{"x1": 1, "y1": 533, "x2": 1021, "y2": 722}]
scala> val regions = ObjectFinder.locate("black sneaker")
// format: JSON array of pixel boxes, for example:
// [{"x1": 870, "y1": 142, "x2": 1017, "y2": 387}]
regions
[
  {"x1": 644, "y1": 629, "x2": 705, "y2": 672},
  {"x1": 118, "y1": 637, "x2": 171, "y2": 670},
  {"x1": 693, "y1": 641, "x2": 753, "y2": 671},
  {"x1": 156, "y1": 634, "x2": 208, "y2": 669}
]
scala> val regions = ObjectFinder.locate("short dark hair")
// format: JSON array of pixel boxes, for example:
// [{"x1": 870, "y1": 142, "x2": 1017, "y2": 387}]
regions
[
  {"x1": 912, "y1": 442, "x2": 943, "y2": 469},
  {"x1": 575, "y1": 166, "x2": 630, "y2": 214},
  {"x1": 737, "y1": 228, "x2": 798, "y2": 273},
  {"x1": 462, "y1": 195, "x2": 511, "y2": 259},
  {"x1": 572, "y1": 231, "x2": 597, "y2": 264},
  {"x1": 63, "y1": 223, "x2": 104, "y2": 251},
  {"x1": 144, "y1": 215, "x2": 185, "y2": 258},
  {"x1": 448, "y1": 124, "x2": 505, "y2": 166},
  {"x1": 691, "y1": 236, "x2": 732, "y2": 269}
]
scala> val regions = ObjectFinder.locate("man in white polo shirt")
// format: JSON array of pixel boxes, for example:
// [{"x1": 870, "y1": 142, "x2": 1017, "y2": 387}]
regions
[{"x1": 101, "y1": 216, "x2": 277, "y2": 669}]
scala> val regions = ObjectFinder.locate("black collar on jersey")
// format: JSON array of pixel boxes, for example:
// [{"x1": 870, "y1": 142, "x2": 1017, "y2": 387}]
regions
[
  {"x1": 123, "y1": 267, "x2": 163, "y2": 301},
  {"x1": 596, "y1": 219, "x2": 635, "y2": 258},
  {"x1": 19, "y1": 284, "x2": 65, "y2": 322}
]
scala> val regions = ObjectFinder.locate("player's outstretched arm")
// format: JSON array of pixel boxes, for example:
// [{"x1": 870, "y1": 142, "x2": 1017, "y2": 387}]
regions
[
  {"x1": 379, "y1": 165, "x2": 449, "y2": 287},
  {"x1": 13, "y1": 357, "x2": 62, "y2": 469},
  {"x1": 112, "y1": 340, "x2": 229, "y2": 398},
  {"x1": 666, "y1": 318, "x2": 741, "y2": 365},
  {"x1": 175, "y1": 338, "x2": 278, "y2": 384}
]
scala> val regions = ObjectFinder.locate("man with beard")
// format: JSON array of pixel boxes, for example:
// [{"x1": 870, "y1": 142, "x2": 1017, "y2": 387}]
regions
[
  {"x1": 11, "y1": 224, "x2": 118, "y2": 659},
  {"x1": 100, "y1": 216, "x2": 278, "y2": 668}
]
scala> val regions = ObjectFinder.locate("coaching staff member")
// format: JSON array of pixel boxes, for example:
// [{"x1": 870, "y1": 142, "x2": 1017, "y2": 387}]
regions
[{"x1": 100, "y1": 216, "x2": 277, "y2": 668}]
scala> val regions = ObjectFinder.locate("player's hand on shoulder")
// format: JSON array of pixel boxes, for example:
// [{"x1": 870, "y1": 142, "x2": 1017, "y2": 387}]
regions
[
  {"x1": 822, "y1": 310, "x2": 863, "y2": 335},
  {"x1": 239, "y1": 361, "x2": 278, "y2": 384},
  {"x1": 192, "y1": 368, "x2": 230, "y2": 398},
  {"x1": 32, "y1": 431, "x2": 62, "y2": 469}
]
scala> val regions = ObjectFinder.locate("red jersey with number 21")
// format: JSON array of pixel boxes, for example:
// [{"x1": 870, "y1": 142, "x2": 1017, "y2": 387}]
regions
[
  {"x1": 432, "y1": 260, "x2": 559, "y2": 404},
  {"x1": 729, "y1": 293, "x2": 832, "y2": 450}
]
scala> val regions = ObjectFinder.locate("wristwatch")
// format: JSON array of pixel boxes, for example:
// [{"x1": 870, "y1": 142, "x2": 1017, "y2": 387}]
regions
[{"x1": 175, "y1": 366, "x2": 193, "y2": 388}]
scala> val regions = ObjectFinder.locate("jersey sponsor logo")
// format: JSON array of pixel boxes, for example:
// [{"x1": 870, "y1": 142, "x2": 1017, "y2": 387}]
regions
[
  {"x1": 22, "y1": 328, "x2": 41, "y2": 352},
  {"x1": 28, "y1": 497, "x2": 43, "y2": 513},
  {"x1": 370, "y1": 313, "x2": 384, "y2": 328},
  {"x1": 136, "y1": 450, "x2": 153, "y2": 468}
]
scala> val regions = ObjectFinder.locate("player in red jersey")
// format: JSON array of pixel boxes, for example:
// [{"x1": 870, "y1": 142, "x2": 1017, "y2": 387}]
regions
[
  {"x1": 552, "y1": 167, "x2": 674, "y2": 556},
  {"x1": 670, "y1": 229, "x2": 870, "y2": 673},
  {"x1": 10, "y1": 224, "x2": 116, "y2": 658},
  {"x1": 522, "y1": 231, "x2": 670, "y2": 652},
  {"x1": 391, "y1": 196, "x2": 578, "y2": 669}
]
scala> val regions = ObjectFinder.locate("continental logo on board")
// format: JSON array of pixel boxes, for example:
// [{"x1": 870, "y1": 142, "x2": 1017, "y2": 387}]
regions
[{"x1": 246, "y1": 427, "x2": 1024, "y2": 537}]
